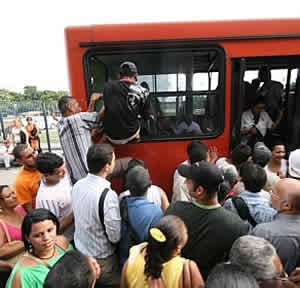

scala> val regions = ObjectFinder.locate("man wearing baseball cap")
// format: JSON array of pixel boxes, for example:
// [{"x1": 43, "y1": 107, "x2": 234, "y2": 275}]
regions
[
  {"x1": 166, "y1": 162, "x2": 248, "y2": 280},
  {"x1": 103, "y1": 61, "x2": 153, "y2": 144}
]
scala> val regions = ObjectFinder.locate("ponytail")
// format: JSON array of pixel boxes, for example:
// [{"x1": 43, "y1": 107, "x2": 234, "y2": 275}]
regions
[{"x1": 144, "y1": 216, "x2": 187, "y2": 279}]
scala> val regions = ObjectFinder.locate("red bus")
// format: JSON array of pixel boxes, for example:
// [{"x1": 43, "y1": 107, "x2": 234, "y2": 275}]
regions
[{"x1": 65, "y1": 18, "x2": 300, "y2": 197}]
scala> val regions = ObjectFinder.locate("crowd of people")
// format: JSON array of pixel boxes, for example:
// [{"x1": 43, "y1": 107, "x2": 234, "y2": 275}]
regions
[
  {"x1": 0, "y1": 61, "x2": 300, "y2": 288},
  {"x1": 0, "y1": 117, "x2": 42, "y2": 169}
]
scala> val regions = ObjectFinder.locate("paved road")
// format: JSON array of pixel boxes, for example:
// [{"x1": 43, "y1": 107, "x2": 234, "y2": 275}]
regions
[{"x1": 0, "y1": 167, "x2": 20, "y2": 186}]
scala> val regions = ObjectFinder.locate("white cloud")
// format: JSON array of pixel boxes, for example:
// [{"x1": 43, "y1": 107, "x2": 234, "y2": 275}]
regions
[{"x1": 1, "y1": 0, "x2": 299, "y2": 92}]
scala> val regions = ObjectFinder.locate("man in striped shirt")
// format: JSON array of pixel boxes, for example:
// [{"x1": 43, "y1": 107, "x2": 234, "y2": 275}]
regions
[{"x1": 57, "y1": 93, "x2": 104, "y2": 184}]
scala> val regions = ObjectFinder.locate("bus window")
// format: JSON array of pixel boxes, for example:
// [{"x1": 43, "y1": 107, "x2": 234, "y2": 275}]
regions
[
  {"x1": 84, "y1": 47, "x2": 225, "y2": 141},
  {"x1": 193, "y1": 72, "x2": 218, "y2": 91},
  {"x1": 244, "y1": 70, "x2": 258, "y2": 84}
]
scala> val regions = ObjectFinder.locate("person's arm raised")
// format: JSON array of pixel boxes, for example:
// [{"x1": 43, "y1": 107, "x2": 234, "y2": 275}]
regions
[{"x1": 88, "y1": 93, "x2": 103, "y2": 112}]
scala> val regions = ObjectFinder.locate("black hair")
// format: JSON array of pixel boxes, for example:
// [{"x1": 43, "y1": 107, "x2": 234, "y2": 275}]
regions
[
  {"x1": 87, "y1": 144, "x2": 114, "y2": 174},
  {"x1": 144, "y1": 215, "x2": 187, "y2": 279},
  {"x1": 44, "y1": 250, "x2": 94, "y2": 288},
  {"x1": 187, "y1": 141, "x2": 208, "y2": 164},
  {"x1": 122, "y1": 158, "x2": 147, "y2": 191},
  {"x1": 269, "y1": 138, "x2": 285, "y2": 151},
  {"x1": 252, "y1": 95, "x2": 265, "y2": 107},
  {"x1": 12, "y1": 144, "x2": 28, "y2": 160},
  {"x1": 207, "y1": 263, "x2": 259, "y2": 288},
  {"x1": 218, "y1": 181, "x2": 231, "y2": 204},
  {"x1": 58, "y1": 96, "x2": 73, "y2": 115},
  {"x1": 231, "y1": 143, "x2": 252, "y2": 168},
  {"x1": 126, "y1": 166, "x2": 151, "y2": 197},
  {"x1": 240, "y1": 162, "x2": 267, "y2": 193},
  {"x1": 36, "y1": 152, "x2": 64, "y2": 174},
  {"x1": 22, "y1": 208, "x2": 60, "y2": 252},
  {"x1": 127, "y1": 158, "x2": 147, "y2": 170}
]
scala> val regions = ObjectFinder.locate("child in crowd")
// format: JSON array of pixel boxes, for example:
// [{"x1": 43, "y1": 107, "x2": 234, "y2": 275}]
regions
[{"x1": 35, "y1": 152, "x2": 74, "y2": 240}]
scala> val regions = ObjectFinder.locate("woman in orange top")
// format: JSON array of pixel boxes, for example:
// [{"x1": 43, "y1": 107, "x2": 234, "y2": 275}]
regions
[
  {"x1": 120, "y1": 215, "x2": 204, "y2": 288},
  {"x1": 26, "y1": 117, "x2": 42, "y2": 153}
]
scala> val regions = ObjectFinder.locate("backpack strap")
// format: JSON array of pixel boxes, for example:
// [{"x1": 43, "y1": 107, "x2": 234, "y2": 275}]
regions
[
  {"x1": 232, "y1": 197, "x2": 257, "y2": 227},
  {"x1": 98, "y1": 188, "x2": 110, "y2": 239},
  {"x1": 120, "y1": 197, "x2": 139, "y2": 247}
]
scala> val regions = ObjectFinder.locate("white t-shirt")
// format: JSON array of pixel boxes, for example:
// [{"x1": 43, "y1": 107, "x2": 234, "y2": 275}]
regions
[
  {"x1": 172, "y1": 160, "x2": 192, "y2": 203},
  {"x1": 119, "y1": 185, "x2": 162, "y2": 208},
  {"x1": 241, "y1": 109, "x2": 273, "y2": 142},
  {"x1": 36, "y1": 174, "x2": 73, "y2": 219}
]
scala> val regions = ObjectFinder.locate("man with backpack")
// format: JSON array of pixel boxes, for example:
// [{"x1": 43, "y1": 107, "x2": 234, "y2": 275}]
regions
[
  {"x1": 223, "y1": 162, "x2": 277, "y2": 230},
  {"x1": 72, "y1": 143, "x2": 121, "y2": 288},
  {"x1": 119, "y1": 165, "x2": 163, "y2": 268}
]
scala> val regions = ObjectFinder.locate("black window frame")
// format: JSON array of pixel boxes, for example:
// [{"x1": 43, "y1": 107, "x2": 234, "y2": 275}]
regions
[{"x1": 82, "y1": 41, "x2": 226, "y2": 141}]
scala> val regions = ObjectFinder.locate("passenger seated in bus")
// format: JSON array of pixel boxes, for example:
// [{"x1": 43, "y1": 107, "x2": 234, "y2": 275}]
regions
[
  {"x1": 157, "y1": 116, "x2": 176, "y2": 136},
  {"x1": 175, "y1": 114, "x2": 203, "y2": 136},
  {"x1": 252, "y1": 66, "x2": 284, "y2": 121},
  {"x1": 103, "y1": 62, "x2": 154, "y2": 144},
  {"x1": 240, "y1": 96, "x2": 283, "y2": 148}
]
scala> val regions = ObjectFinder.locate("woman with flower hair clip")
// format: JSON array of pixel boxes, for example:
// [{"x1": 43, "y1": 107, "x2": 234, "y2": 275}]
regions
[{"x1": 120, "y1": 215, "x2": 204, "y2": 288}]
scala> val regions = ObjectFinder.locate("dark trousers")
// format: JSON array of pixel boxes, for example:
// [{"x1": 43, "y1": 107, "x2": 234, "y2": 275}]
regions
[{"x1": 95, "y1": 253, "x2": 121, "y2": 288}]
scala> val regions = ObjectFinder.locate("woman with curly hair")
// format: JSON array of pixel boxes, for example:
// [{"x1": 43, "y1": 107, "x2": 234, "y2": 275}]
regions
[{"x1": 120, "y1": 215, "x2": 204, "y2": 288}]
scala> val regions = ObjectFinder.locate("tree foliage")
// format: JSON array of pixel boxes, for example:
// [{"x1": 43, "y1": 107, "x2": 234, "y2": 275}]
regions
[{"x1": 0, "y1": 86, "x2": 68, "y2": 102}]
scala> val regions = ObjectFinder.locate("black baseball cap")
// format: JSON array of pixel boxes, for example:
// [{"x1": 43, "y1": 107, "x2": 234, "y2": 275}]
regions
[
  {"x1": 178, "y1": 162, "x2": 223, "y2": 190},
  {"x1": 120, "y1": 61, "x2": 138, "y2": 75}
]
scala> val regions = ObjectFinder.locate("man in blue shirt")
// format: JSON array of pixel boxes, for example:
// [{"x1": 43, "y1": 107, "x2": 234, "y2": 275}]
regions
[
  {"x1": 119, "y1": 165, "x2": 163, "y2": 268},
  {"x1": 224, "y1": 162, "x2": 277, "y2": 230}
]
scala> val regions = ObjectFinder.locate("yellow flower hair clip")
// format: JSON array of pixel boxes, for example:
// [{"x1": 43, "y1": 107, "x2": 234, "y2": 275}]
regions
[{"x1": 150, "y1": 228, "x2": 166, "y2": 243}]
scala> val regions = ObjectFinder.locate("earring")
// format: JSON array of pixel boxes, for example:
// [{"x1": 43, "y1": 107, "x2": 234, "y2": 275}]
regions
[{"x1": 28, "y1": 242, "x2": 33, "y2": 252}]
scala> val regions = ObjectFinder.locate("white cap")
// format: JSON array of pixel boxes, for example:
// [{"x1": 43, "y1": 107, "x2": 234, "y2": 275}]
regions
[{"x1": 288, "y1": 149, "x2": 300, "y2": 179}]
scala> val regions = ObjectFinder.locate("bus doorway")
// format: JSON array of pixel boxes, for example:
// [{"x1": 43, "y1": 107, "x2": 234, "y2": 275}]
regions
[{"x1": 231, "y1": 55, "x2": 300, "y2": 152}]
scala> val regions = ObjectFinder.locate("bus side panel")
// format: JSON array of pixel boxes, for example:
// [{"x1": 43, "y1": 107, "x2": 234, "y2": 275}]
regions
[
  {"x1": 113, "y1": 135, "x2": 230, "y2": 198},
  {"x1": 223, "y1": 38, "x2": 300, "y2": 58},
  {"x1": 65, "y1": 27, "x2": 91, "y2": 110}
]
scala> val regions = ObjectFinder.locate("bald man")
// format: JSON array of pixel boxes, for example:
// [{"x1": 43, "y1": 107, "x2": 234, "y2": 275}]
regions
[{"x1": 252, "y1": 178, "x2": 300, "y2": 274}]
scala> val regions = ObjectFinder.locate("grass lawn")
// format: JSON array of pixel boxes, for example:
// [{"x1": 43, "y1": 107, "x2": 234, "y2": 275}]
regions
[{"x1": 40, "y1": 129, "x2": 61, "y2": 150}]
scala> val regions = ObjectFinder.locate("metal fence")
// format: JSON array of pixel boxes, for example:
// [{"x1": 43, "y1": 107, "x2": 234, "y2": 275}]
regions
[{"x1": 0, "y1": 101, "x2": 61, "y2": 152}]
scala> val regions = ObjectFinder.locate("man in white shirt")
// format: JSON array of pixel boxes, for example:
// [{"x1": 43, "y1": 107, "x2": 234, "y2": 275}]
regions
[
  {"x1": 172, "y1": 141, "x2": 210, "y2": 202},
  {"x1": 35, "y1": 152, "x2": 74, "y2": 240},
  {"x1": 241, "y1": 96, "x2": 282, "y2": 147},
  {"x1": 72, "y1": 143, "x2": 121, "y2": 288}
]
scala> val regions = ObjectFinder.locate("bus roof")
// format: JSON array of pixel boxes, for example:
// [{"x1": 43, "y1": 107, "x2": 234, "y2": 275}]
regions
[{"x1": 65, "y1": 18, "x2": 300, "y2": 44}]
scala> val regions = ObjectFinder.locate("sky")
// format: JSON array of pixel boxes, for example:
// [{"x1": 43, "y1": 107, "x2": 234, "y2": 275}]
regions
[{"x1": 1, "y1": 0, "x2": 299, "y2": 93}]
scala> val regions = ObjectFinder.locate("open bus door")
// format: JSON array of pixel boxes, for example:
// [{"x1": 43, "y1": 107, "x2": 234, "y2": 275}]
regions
[
  {"x1": 288, "y1": 68, "x2": 300, "y2": 151},
  {"x1": 231, "y1": 58, "x2": 246, "y2": 149}
]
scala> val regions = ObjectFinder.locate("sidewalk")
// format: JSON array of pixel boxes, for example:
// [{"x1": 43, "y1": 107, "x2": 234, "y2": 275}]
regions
[{"x1": 0, "y1": 167, "x2": 20, "y2": 186}]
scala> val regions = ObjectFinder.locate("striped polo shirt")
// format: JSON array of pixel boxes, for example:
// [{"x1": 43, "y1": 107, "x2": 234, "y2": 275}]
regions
[{"x1": 56, "y1": 112, "x2": 101, "y2": 184}]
